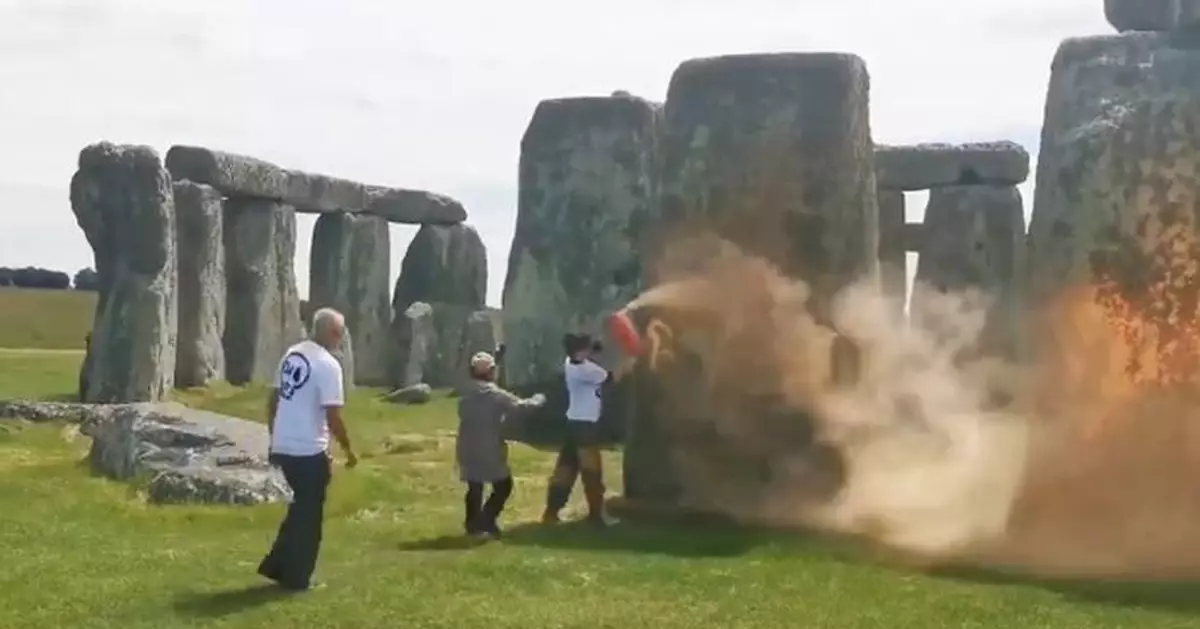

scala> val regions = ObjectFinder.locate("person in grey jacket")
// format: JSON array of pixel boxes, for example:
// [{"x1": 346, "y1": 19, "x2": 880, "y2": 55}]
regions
[{"x1": 456, "y1": 351, "x2": 546, "y2": 538}]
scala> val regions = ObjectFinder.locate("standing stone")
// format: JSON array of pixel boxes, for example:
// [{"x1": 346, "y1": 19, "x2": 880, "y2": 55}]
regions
[
  {"x1": 1029, "y1": 97, "x2": 1200, "y2": 383},
  {"x1": 309, "y1": 212, "x2": 392, "y2": 385},
  {"x1": 334, "y1": 325, "x2": 355, "y2": 391},
  {"x1": 877, "y1": 188, "x2": 907, "y2": 313},
  {"x1": 912, "y1": 185, "x2": 1026, "y2": 360},
  {"x1": 656, "y1": 53, "x2": 877, "y2": 309},
  {"x1": 391, "y1": 302, "x2": 435, "y2": 388},
  {"x1": 392, "y1": 223, "x2": 486, "y2": 312},
  {"x1": 389, "y1": 223, "x2": 487, "y2": 389},
  {"x1": 223, "y1": 199, "x2": 303, "y2": 385},
  {"x1": 173, "y1": 181, "x2": 226, "y2": 388},
  {"x1": 1104, "y1": 0, "x2": 1178, "y2": 32},
  {"x1": 502, "y1": 94, "x2": 660, "y2": 387},
  {"x1": 628, "y1": 53, "x2": 877, "y2": 511},
  {"x1": 69, "y1": 142, "x2": 177, "y2": 403},
  {"x1": 464, "y1": 309, "x2": 499, "y2": 359}
]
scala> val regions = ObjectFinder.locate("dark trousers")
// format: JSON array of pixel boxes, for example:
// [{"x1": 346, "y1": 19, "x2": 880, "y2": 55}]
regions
[
  {"x1": 258, "y1": 452, "x2": 331, "y2": 589},
  {"x1": 464, "y1": 476, "x2": 514, "y2": 534},
  {"x1": 544, "y1": 421, "x2": 606, "y2": 518}
]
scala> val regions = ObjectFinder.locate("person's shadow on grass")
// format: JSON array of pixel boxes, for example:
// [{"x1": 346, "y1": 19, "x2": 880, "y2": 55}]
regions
[
  {"x1": 488, "y1": 519, "x2": 764, "y2": 558},
  {"x1": 172, "y1": 584, "x2": 292, "y2": 618}
]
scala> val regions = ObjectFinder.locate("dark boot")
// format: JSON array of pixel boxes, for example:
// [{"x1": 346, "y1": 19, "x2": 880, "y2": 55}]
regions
[{"x1": 542, "y1": 483, "x2": 572, "y2": 524}]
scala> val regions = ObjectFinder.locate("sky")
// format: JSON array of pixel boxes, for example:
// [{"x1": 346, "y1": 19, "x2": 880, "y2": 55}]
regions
[{"x1": 0, "y1": 0, "x2": 1110, "y2": 307}]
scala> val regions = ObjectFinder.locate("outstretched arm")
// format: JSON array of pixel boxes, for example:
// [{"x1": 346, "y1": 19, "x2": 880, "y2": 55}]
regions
[{"x1": 487, "y1": 386, "x2": 545, "y2": 419}]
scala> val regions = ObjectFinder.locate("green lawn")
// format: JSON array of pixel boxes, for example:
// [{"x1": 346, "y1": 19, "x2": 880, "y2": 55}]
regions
[
  {"x1": 0, "y1": 287, "x2": 95, "y2": 349},
  {"x1": 2, "y1": 349, "x2": 1200, "y2": 628}
]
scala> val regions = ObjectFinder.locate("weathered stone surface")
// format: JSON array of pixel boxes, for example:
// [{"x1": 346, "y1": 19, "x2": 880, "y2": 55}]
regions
[
  {"x1": 502, "y1": 94, "x2": 659, "y2": 387},
  {"x1": 80, "y1": 401, "x2": 290, "y2": 505},
  {"x1": 874, "y1": 142, "x2": 1030, "y2": 190},
  {"x1": 629, "y1": 53, "x2": 877, "y2": 511},
  {"x1": 173, "y1": 181, "x2": 226, "y2": 388},
  {"x1": 1029, "y1": 97, "x2": 1200, "y2": 382},
  {"x1": 393, "y1": 223, "x2": 487, "y2": 313},
  {"x1": 877, "y1": 188, "x2": 907, "y2": 311},
  {"x1": 0, "y1": 399, "x2": 117, "y2": 423},
  {"x1": 384, "y1": 383, "x2": 433, "y2": 405},
  {"x1": 222, "y1": 198, "x2": 303, "y2": 384},
  {"x1": 389, "y1": 301, "x2": 491, "y2": 389},
  {"x1": 390, "y1": 302, "x2": 435, "y2": 388},
  {"x1": 1105, "y1": 0, "x2": 1178, "y2": 32},
  {"x1": 165, "y1": 145, "x2": 467, "y2": 223},
  {"x1": 333, "y1": 325, "x2": 355, "y2": 391},
  {"x1": 70, "y1": 142, "x2": 177, "y2": 403},
  {"x1": 912, "y1": 185, "x2": 1026, "y2": 360},
  {"x1": 166, "y1": 145, "x2": 289, "y2": 201},
  {"x1": 284, "y1": 171, "x2": 368, "y2": 212},
  {"x1": 364, "y1": 187, "x2": 468, "y2": 224},
  {"x1": 309, "y1": 212, "x2": 392, "y2": 385}
]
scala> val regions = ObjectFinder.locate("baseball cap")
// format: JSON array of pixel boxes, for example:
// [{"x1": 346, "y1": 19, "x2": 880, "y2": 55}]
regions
[{"x1": 470, "y1": 352, "x2": 496, "y2": 372}]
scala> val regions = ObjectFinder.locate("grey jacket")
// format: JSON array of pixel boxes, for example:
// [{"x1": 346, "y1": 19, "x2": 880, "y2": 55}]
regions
[{"x1": 455, "y1": 380, "x2": 543, "y2": 482}]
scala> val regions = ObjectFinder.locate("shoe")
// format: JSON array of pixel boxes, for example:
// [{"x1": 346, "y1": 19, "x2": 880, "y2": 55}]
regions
[
  {"x1": 483, "y1": 520, "x2": 503, "y2": 538},
  {"x1": 280, "y1": 579, "x2": 324, "y2": 592},
  {"x1": 587, "y1": 512, "x2": 619, "y2": 527},
  {"x1": 257, "y1": 562, "x2": 282, "y2": 584},
  {"x1": 541, "y1": 510, "x2": 561, "y2": 525}
]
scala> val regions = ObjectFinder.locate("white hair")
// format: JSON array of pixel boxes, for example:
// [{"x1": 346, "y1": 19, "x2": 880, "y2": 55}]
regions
[{"x1": 311, "y1": 307, "x2": 345, "y2": 343}]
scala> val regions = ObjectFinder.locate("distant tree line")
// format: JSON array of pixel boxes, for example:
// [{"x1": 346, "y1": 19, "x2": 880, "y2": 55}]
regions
[{"x1": 0, "y1": 266, "x2": 98, "y2": 291}]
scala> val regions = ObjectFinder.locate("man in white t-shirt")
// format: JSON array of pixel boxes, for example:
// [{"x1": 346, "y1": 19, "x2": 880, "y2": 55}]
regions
[
  {"x1": 257, "y1": 307, "x2": 357, "y2": 592},
  {"x1": 542, "y1": 332, "x2": 632, "y2": 526}
]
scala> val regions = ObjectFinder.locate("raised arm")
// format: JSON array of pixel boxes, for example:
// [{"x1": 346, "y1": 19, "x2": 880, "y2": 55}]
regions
[{"x1": 486, "y1": 385, "x2": 545, "y2": 419}]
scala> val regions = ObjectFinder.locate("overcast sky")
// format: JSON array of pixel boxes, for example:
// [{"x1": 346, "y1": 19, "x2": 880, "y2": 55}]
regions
[{"x1": 0, "y1": 0, "x2": 1109, "y2": 306}]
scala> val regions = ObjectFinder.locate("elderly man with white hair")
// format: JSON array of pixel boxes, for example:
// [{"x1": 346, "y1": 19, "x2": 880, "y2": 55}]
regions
[
  {"x1": 257, "y1": 307, "x2": 357, "y2": 591},
  {"x1": 455, "y1": 350, "x2": 546, "y2": 538}
]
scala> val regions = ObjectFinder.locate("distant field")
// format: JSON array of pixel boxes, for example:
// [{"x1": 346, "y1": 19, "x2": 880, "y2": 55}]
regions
[{"x1": 0, "y1": 287, "x2": 94, "y2": 350}]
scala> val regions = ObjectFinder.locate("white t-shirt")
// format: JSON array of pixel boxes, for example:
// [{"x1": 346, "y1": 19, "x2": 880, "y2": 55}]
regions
[
  {"x1": 564, "y1": 358, "x2": 610, "y2": 422},
  {"x1": 270, "y1": 340, "x2": 345, "y2": 456}
]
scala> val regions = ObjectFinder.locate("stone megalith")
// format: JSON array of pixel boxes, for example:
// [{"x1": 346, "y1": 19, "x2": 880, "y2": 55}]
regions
[
  {"x1": 388, "y1": 223, "x2": 487, "y2": 389},
  {"x1": 309, "y1": 212, "x2": 392, "y2": 385},
  {"x1": 1104, "y1": 0, "x2": 1178, "y2": 32},
  {"x1": 1028, "y1": 97, "x2": 1200, "y2": 384},
  {"x1": 501, "y1": 94, "x2": 660, "y2": 387},
  {"x1": 877, "y1": 187, "x2": 907, "y2": 313},
  {"x1": 391, "y1": 301, "x2": 435, "y2": 388},
  {"x1": 173, "y1": 181, "x2": 226, "y2": 388},
  {"x1": 392, "y1": 223, "x2": 486, "y2": 312},
  {"x1": 69, "y1": 142, "x2": 177, "y2": 403},
  {"x1": 911, "y1": 185, "x2": 1026, "y2": 360},
  {"x1": 627, "y1": 53, "x2": 877, "y2": 512},
  {"x1": 874, "y1": 142, "x2": 1030, "y2": 190},
  {"x1": 222, "y1": 198, "x2": 303, "y2": 385}
]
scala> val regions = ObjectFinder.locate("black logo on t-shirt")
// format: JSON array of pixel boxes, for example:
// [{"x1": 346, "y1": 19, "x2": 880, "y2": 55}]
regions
[{"x1": 279, "y1": 352, "x2": 312, "y2": 400}]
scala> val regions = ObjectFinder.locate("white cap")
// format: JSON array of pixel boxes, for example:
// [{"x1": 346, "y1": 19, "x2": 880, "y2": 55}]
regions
[{"x1": 470, "y1": 352, "x2": 496, "y2": 372}]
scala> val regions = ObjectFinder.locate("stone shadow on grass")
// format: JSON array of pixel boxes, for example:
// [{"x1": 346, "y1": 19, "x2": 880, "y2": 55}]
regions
[
  {"x1": 172, "y1": 584, "x2": 292, "y2": 618},
  {"x1": 934, "y1": 566, "x2": 1200, "y2": 615},
  {"x1": 499, "y1": 519, "x2": 765, "y2": 558}
]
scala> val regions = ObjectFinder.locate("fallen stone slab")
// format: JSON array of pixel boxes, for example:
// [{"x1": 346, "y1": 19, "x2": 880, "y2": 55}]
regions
[
  {"x1": 0, "y1": 400, "x2": 118, "y2": 423},
  {"x1": 383, "y1": 383, "x2": 433, "y2": 405},
  {"x1": 874, "y1": 141, "x2": 1030, "y2": 190},
  {"x1": 71, "y1": 401, "x2": 290, "y2": 506}
]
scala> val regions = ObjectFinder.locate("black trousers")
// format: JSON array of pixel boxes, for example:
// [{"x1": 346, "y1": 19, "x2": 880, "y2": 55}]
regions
[
  {"x1": 464, "y1": 476, "x2": 514, "y2": 534},
  {"x1": 258, "y1": 452, "x2": 331, "y2": 589}
]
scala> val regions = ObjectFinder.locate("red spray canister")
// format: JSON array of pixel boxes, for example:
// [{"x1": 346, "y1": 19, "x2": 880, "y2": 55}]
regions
[{"x1": 607, "y1": 309, "x2": 644, "y2": 356}]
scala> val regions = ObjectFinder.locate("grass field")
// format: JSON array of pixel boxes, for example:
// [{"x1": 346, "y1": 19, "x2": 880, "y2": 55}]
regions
[
  {"x1": 0, "y1": 286, "x2": 95, "y2": 349},
  {"x1": 3, "y1": 291, "x2": 1200, "y2": 628}
]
